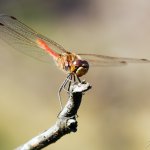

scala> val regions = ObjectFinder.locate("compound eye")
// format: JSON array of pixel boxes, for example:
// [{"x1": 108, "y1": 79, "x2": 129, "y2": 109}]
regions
[
  {"x1": 73, "y1": 60, "x2": 83, "y2": 67},
  {"x1": 82, "y1": 60, "x2": 89, "y2": 68},
  {"x1": 73, "y1": 60, "x2": 89, "y2": 69},
  {"x1": 73, "y1": 60, "x2": 89, "y2": 77}
]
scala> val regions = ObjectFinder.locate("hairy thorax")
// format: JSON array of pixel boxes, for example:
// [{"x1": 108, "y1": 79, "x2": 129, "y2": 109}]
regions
[
  {"x1": 55, "y1": 52, "x2": 89, "y2": 77},
  {"x1": 55, "y1": 52, "x2": 80, "y2": 74}
]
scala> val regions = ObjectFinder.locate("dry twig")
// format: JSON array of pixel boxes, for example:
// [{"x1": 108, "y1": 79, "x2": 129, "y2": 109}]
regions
[{"x1": 16, "y1": 81, "x2": 91, "y2": 150}]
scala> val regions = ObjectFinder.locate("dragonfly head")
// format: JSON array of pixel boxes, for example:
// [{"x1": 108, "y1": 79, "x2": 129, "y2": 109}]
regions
[{"x1": 72, "y1": 59, "x2": 89, "y2": 77}]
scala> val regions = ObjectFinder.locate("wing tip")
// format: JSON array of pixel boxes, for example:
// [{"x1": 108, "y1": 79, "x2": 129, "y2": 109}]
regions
[
  {"x1": 0, "y1": 14, "x2": 17, "y2": 20},
  {"x1": 120, "y1": 61, "x2": 127, "y2": 64},
  {"x1": 121, "y1": 58, "x2": 150, "y2": 63},
  {"x1": 0, "y1": 22, "x2": 4, "y2": 26},
  {"x1": 10, "y1": 16, "x2": 17, "y2": 20},
  {"x1": 141, "y1": 58, "x2": 150, "y2": 62}
]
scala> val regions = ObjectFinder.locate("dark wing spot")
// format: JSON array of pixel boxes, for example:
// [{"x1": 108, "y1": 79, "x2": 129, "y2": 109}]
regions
[
  {"x1": 10, "y1": 16, "x2": 17, "y2": 20},
  {"x1": 141, "y1": 58, "x2": 149, "y2": 61},
  {"x1": 120, "y1": 61, "x2": 127, "y2": 64},
  {"x1": 0, "y1": 23, "x2": 4, "y2": 26}
]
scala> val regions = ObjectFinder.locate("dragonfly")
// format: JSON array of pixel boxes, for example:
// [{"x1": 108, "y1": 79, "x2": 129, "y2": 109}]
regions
[{"x1": 0, "y1": 14, "x2": 150, "y2": 110}]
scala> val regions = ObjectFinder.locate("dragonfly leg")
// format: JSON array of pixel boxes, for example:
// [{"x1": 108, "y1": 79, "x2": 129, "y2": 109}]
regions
[
  {"x1": 62, "y1": 74, "x2": 72, "y2": 93},
  {"x1": 67, "y1": 74, "x2": 72, "y2": 92},
  {"x1": 66, "y1": 73, "x2": 80, "y2": 92},
  {"x1": 65, "y1": 74, "x2": 81, "y2": 94},
  {"x1": 77, "y1": 76, "x2": 81, "y2": 83},
  {"x1": 73, "y1": 74, "x2": 76, "y2": 82},
  {"x1": 58, "y1": 74, "x2": 72, "y2": 110},
  {"x1": 58, "y1": 73, "x2": 81, "y2": 110},
  {"x1": 73, "y1": 74, "x2": 81, "y2": 83}
]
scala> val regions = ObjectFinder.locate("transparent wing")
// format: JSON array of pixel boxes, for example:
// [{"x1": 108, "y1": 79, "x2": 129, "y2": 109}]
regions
[
  {"x1": 0, "y1": 14, "x2": 68, "y2": 63},
  {"x1": 78, "y1": 53, "x2": 150, "y2": 66}
]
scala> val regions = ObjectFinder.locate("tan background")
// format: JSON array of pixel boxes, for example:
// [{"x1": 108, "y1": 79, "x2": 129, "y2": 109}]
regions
[{"x1": 0, "y1": 0, "x2": 150, "y2": 149}]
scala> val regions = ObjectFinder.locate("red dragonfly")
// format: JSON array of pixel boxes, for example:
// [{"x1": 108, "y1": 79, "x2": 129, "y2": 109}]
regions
[{"x1": 0, "y1": 14, "x2": 149, "y2": 109}]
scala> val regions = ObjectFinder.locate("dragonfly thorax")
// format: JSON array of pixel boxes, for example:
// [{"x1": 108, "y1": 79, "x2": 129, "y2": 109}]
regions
[{"x1": 56, "y1": 53, "x2": 89, "y2": 77}]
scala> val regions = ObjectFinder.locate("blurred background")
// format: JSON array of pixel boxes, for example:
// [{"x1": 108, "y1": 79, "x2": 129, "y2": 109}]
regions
[{"x1": 0, "y1": 0, "x2": 150, "y2": 150}]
